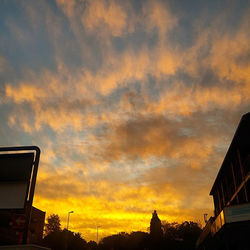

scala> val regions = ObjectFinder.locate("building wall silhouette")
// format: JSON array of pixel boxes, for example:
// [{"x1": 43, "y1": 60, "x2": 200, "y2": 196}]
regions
[{"x1": 197, "y1": 112, "x2": 250, "y2": 250}]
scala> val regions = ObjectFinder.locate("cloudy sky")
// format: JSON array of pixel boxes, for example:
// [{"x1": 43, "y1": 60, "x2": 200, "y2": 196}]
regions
[{"x1": 0, "y1": 0, "x2": 249, "y2": 241}]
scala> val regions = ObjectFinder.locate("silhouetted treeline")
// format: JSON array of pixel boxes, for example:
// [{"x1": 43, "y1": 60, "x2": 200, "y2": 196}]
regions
[
  {"x1": 42, "y1": 214, "x2": 95, "y2": 250},
  {"x1": 42, "y1": 212, "x2": 202, "y2": 250},
  {"x1": 98, "y1": 221, "x2": 201, "y2": 250},
  {"x1": 43, "y1": 229, "x2": 87, "y2": 250},
  {"x1": 98, "y1": 231, "x2": 150, "y2": 250}
]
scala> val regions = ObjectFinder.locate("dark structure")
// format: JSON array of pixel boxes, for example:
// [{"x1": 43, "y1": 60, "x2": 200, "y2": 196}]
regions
[
  {"x1": 0, "y1": 206, "x2": 45, "y2": 245},
  {"x1": 0, "y1": 146, "x2": 42, "y2": 245},
  {"x1": 28, "y1": 207, "x2": 46, "y2": 244},
  {"x1": 196, "y1": 113, "x2": 250, "y2": 250},
  {"x1": 150, "y1": 210, "x2": 163, "y2": 240}
]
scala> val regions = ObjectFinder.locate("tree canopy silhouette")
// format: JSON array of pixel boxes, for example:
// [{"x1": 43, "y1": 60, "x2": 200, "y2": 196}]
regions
[
  {"x1": 150, "y1": 210, "x2": 163, "y2": 240},
  {"x1": 45, "y1": 214, "x2": 61, "y2": 235},
  {"x1": 43, "y1": 229, "x2": 88, "y2": 250},
  {"x1": 162, "y1": 220, "x2": 202, "y2": 250},
  {"x1": 99, "y1": 231, "x2": 149, "y2": 250},
  {"x1": 41, "y1": 212, "x2": 202, "y2": 250},
  {"x1": 43, "y1": 214, "x2": 89, "y2": 250},
  {"x1": 87, "y1": 240, "x2": 98, "y2": 250}
]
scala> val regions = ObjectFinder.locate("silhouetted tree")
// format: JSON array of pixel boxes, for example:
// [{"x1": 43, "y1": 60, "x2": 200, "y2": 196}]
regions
[
  {"x1": 42, "y1": 229, "x2": 87, "y2": 250},
  {"x1": 97, "y1": 218, "x2": 201, "y2": 250},
  {"x1": 42, "y1": 231, "x2": 65, "y2": 250},
  {"x1": 99, "y1": 231, "x2": 149, "y2": 250},
  {"x1": 162, "y1": 221, "x2": 182, "y2": 249},
  {"x1": 162, "y1": 221, "x2": 179, "y2": 240},
  {"x1": 150, "y1": 210, "x2": 163, "y2": 240},
  {"x1": 99, "y1": 232, "x2": 129, "y2": 250},
  {"x1": 128, "y1": 231, "x2": 150, "y2": 249},
  {"x1": 177, "y1": 221, "x2": 202, "y2": 250},
  {"x1": 44, "y1": 214, "x2": 61, "y2": 235},
  {"x1": 87, "y1": 240, "x2": 98, "y2": 250},
  {"x1": 66, "y1": 230, "x2": 88, "y2": 250},
  {"x1": 162, "y1": 220, "x2": 202, "y2": 250}
]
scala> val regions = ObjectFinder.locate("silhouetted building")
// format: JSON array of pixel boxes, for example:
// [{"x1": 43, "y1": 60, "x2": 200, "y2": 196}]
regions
[
  {"x1": 150, "y1": 210, "x2": 163, "y2": 240},
  {"x1": 196, "y1": 112, "x2": 250, "y2": 250},
  {"x1": 0, "y1": 206, "x2": 45, "y2": 245},
  {"x1": 28, "y1": 207, "x2": 46, "y2": 244}
]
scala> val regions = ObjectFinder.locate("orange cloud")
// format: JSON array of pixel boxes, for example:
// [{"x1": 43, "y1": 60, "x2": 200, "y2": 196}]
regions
[
  {"x1": 6, "y1": 84, "x2": 46, "y2": 103},
  {"x1": 81, "y1": 0, "x2": 128, "y2": 37},
  {"x1": 142, "y1": 0, "x2": 177, "y2": 40},
  {"x1": 56, "y1": 0, "x2": 76, "y2": 18},
  {"x1": 148, "y1": 83, "x2": 246, "y2": 116},
  {"x1": 208, "y1": 24, "x2": 250, "y2": 86}
]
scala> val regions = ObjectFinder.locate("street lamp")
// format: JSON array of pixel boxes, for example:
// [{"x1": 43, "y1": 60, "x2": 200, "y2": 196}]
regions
[
  {"x1": 67, "y1": 211, "x2": 74, "y2": 230},
  {"x1": 97, "y1": 225, "x2": 101, "y2": 243}
]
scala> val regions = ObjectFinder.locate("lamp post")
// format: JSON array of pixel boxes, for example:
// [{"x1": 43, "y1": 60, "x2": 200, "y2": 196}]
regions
[
  {"x1": 96, "y1": 225, "x2": 101, "y2": 243},
  {"x1": 67, "y1": 211, "x2": 74, "y2": 230}
]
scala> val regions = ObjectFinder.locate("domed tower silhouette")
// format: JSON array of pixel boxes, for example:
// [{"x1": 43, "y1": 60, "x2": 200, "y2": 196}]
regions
[{"x1": 150, "y1": 210, "x2": 163, "y2": 240}]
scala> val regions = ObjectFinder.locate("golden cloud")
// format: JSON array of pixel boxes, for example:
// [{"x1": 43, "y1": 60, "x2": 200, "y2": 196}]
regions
[
  {"x1": 142, "y1": 0, "x2": 177, "y2": 40},
  {"x1": 6, "y1": 84, "x2": 45, "y2": 103},
  {"x1": 148, "y1": 83, "x2": 246, "y2": 117},
  {"x1": 33, "y1": 161, "x2": 211, "y2": 241},
  {"x1": 208, "y1": 24, "x2": 250, "y2": 86},
  {"x1": 82, "y1": 0, "x2": 128, "y2": 37}
]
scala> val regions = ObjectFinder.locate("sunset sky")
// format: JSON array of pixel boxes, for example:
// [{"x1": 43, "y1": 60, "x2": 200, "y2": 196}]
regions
[{"x1": 0, "y1": 0, "x2": 250, "y2": 242}]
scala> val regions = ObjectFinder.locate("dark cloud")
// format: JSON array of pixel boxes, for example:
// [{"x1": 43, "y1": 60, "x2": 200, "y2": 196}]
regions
[{"x1": 99, "y1": 109, "x2": 244, "y2": 162}]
